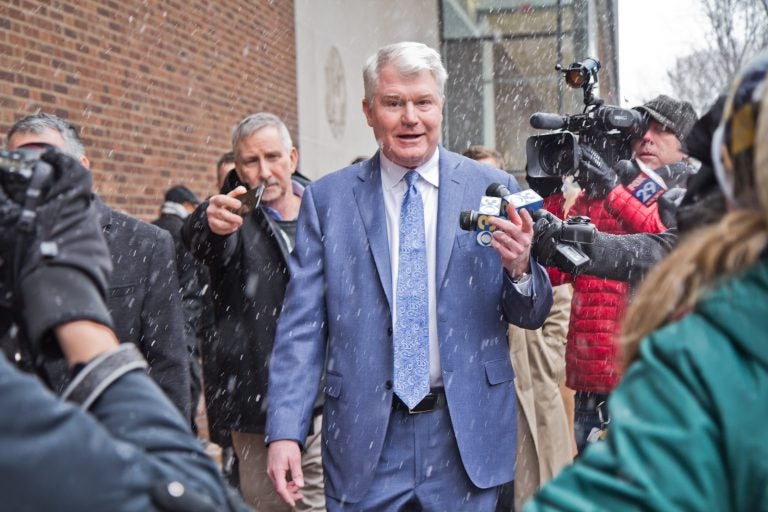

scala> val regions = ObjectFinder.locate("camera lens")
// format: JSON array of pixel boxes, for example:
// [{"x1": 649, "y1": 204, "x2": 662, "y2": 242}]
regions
[{"x1": 538, "y1": 136, "x2": 576, "y2": 176}]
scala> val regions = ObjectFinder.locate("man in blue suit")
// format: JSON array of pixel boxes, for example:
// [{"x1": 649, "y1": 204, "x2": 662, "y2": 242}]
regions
[{"x1": 267, "y1": 42, "x2": 553, "y2": 511}]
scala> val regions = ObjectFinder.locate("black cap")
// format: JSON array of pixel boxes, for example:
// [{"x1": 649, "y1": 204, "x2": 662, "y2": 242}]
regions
[
  {"x1": 164, "y1": 185, "x2": 200, "y2": 205},
  {"x1": 634, "y1": 94, "x2": 698, "y2": 140}
]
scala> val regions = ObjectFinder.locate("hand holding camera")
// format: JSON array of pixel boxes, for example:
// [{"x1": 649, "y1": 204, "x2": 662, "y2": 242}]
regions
[
  {"x1": 575, "y1": 144, "x2": 619, "y2": 199},
  {"x1": 532, "y1": 211, "x2": 596, "y2": 273},
  {"x1": 0, "y1": 148, "x2": 113, "y2": 367}
]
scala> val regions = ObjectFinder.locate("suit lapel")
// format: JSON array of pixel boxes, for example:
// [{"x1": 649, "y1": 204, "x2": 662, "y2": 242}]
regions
[
  {"x1": 353, "y1": 152, "x2": 393, "y2": 310},
  {"x1": 436, "y1": 147, "x2": 465, "y2": 291}
]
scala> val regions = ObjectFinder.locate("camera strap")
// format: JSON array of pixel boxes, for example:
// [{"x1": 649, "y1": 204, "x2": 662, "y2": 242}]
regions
[{"x1": 61, "y1": 344, "x2": 148, "y2": 409}]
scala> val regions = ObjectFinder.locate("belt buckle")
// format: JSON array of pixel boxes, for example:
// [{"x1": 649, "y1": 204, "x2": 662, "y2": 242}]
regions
[{"x1": 409, "y1": 393, "x2": 438, "y2": 414}]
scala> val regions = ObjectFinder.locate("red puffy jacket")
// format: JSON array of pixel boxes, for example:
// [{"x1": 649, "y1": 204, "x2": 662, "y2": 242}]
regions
[{"x1": 544, "y1": 186, "x2": 666, "y2": 393}]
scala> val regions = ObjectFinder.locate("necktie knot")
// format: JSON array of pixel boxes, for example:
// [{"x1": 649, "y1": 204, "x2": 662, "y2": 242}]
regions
[{"x1": 404, "y1": 170, "x2": 420, "y2": 188}]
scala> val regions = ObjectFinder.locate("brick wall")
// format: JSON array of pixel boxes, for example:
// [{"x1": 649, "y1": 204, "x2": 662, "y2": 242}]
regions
[{"x1": 0, "y1": 0, "x2": 297, "y2": 219}]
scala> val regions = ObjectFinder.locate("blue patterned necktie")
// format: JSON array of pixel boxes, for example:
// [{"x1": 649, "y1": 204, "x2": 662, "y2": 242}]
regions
[{"x1": 393, "y1": 170, "x2": 430, "y2": 410}]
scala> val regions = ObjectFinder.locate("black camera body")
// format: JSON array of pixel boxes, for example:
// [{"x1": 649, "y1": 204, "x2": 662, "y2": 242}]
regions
[
  {"x1": 526, "y1": 59, "x2": 646, "y2": 178},
  {"x1": 0, "y1": 148, "x2": 54, "y2": 310},
  {"x1": 531, "y1": 211, "x2": 597, "y2": 273},
  {"x1": 0, "y1": 148, "x2": 54, "y2": 227}
]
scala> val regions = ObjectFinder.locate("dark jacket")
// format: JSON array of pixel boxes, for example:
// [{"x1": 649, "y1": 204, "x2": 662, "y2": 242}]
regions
[
  {"x1": 152, "y1": 211, "x2": 214, "y2": 359},
  {"x1": 96, "y1": 199, "x2": 192, "y2": 418},
  {"x1": 182, "y1": 194, "x2": 296, "y2": 434},
  {"x1": 0, "y1": 351, "x2": 232, "y2": 511},
  {"x1": 526, "y1": 257, "x2": 768, "y2": 511}
]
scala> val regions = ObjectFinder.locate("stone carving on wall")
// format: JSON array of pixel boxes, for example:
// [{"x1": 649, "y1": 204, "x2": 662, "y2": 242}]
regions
[{"x1": 325, "y1": 46, "x2": 346, "y2": 140}]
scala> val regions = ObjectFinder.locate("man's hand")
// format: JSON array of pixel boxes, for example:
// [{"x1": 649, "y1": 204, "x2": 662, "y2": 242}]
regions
[
  {"x1": 206, "y1": 186, "x2": 248, "y2": 235},
  {"x1": 267, "y1": 440, "x2": 304, "y2": 507},
  {"x1": 488, "y1": 205, "x2": 533, "y2": 279},
  {"x1": 575, "y1": 145, "x2": 618, "y2": 199}
]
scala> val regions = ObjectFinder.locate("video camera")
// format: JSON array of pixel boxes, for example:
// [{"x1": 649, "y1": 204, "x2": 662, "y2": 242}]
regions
[
  {"x1": 531, "y1": 211, "x2": 596, "y2": 273},
  {"x1": 526, "y1": 58, "x2": 646, "y2": 177},
  {"x1": 0, "y1": 147, "x2": 54, "y2": 230}
]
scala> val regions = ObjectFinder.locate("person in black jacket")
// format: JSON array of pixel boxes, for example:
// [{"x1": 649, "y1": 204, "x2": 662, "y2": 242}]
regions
[
  {"x1": 6, "y1": 113, "x2": 192, "y2": 418},
  {"x1": 183, "y1": 112, "x2": 324, "y2": 512},
  {"x1": 153, "y1": 184, "x2": 214, "y2": 428},
  {"x1": 0, "y1": 148, "x2": 245, "y2": 512}
]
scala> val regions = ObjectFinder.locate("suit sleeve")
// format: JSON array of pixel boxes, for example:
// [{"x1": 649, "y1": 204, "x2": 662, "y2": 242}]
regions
[
  {"x1": 0, "y1": 353, "x2": 227, "y2": 510},
  {"x1": 524, "y1": 323, "x2": 730, "y2": 512},
  {"x1": 141, "y1": 229, "x2": 192, "y2": 419},
  {"x1": 265, "y1": 185, "x2": 328, "y2": 447}
]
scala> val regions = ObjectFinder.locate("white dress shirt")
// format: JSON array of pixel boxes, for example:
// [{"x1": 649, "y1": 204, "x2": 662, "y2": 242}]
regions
[{"x1": 380, "y1": 149, "x2": 443, "y2": 387}]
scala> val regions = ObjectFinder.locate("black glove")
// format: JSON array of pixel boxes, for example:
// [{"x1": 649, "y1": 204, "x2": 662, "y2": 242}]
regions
[
  {"x1": 657, "y1": 187, "x2": 686, "y2": 229},
  {"x1": 0, "y1": 149, "x2": 113, "y2": 363},
  {"x1": 531, "y1": 210, "x2": 564, "y2": 268},
  {"x1": 525, "y1": 175, "x2": 563, "y2": 198},
  {"x1": 575, "y1": 145, "x2": 618, "y2": 199},
  {"x1": 654, "y1": 161, "x2": 695, "y2": 189},
  {"x1": 615, "y1": 159, "x2": 641, "y2": 186}
]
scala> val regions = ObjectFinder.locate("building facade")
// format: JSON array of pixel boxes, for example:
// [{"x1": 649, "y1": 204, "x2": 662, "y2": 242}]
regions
[{"x1": 1, "y1": 0, "x2": 617, "y2": 217}]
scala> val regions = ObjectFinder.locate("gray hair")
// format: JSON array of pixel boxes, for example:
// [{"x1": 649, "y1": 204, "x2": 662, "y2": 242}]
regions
[
  {"x1": 231, "y1": 113, "x2": 293, "y2": 158},
  {"x1": 6, "y1": 113, "x2": 85, "y2": 159},
  {"x1": 363, "y1": 42, "x2": 447, "y2": 103}
]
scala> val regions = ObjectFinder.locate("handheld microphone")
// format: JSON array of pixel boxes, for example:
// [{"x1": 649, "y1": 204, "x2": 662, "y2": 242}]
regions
[
  {"x1": 459, "y1": 195, "x2": 504, "y2": 246},
  {"x1": 485, "y1": 183, "x2": 544, "y2": 213},
  {"x1": 623, "y1": 160, "x2": 667, "y2": 206},
  {"x1": 530, "y1": 113, "x2": 568, "y2": 130}
]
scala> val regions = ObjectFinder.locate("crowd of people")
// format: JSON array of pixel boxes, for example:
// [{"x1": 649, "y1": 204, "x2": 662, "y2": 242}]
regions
[{"x1": 1, "y1": 40, "x2": 767, "y2": 511}]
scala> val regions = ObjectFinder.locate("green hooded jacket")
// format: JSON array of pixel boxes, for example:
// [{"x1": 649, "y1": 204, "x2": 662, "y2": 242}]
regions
[{"x1": 526, "y1": 256, "x2": 768, "y2": 511}]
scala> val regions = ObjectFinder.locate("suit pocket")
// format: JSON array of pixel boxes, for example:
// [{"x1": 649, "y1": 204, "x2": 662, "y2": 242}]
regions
[
  {"x1": 456, "y1": 230, "x2": 481, "y2": 249},
  {"x1": 324, "y1": 372, "x2": 342, "y2": 398},
  {"x1": 484, "y1": 358, "x2": 515, "y2": 385}
]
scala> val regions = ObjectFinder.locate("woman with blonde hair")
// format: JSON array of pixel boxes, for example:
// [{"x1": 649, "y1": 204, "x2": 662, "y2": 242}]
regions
[{"x1": 525, "y1": 50, "x2": 768, "y2": 511}]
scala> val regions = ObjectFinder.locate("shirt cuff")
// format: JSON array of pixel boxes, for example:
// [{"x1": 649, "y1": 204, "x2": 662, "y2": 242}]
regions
[{"x1": 509, "y1": 272, "x2": 533, "y2": 296}]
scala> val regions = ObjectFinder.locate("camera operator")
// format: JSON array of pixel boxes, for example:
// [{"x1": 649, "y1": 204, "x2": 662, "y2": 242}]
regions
[
  {"x1": 528, "y1": 94, "x2": 698, "y2": 453},
  {"x1": 0, "y1": 148, "x2": 247, "y2": 511},
  {"x1": 534, "y1": 96, "x2": 726, "y2": 284},
  {"x1": 570, "y1": 95, "x2": 699, "y2": 233}
]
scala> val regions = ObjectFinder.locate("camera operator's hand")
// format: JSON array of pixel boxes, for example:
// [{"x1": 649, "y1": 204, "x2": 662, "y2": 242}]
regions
[
  {"x1": 657, "y1": 187, "x2": 686, "y2": 229},
  {"x1": 488, "y1": 205, "x2": 534, "y2": 279},
  {"x1": 575, "y1": 145, "x2": 619, "y2": 199},
  {"x1": 531, "y1": 210, "x2": 564, "y2": 268},
  {"x1": 1, "y1": 149, "x2": 113, "y2": 363}
]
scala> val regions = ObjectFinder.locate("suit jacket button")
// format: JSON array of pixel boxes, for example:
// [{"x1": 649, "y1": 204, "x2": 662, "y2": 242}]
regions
[
  {"x1": 386, "y1": 327, "x2": 393, "y2": 336},
  {"x1": 385, "y1": 380, "x2": 393, "y2": 390}
]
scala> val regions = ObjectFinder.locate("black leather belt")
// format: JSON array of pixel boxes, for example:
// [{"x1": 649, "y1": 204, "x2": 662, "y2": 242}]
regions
[{"x1": 392, "y1": 389, "x2": 446, "y2": 414}]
